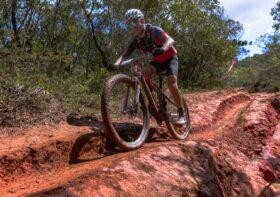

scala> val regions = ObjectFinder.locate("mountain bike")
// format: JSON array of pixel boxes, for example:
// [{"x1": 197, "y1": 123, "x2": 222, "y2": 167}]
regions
[{"x1": 101, "y1": 56, "x2": 190, "y2": 150}]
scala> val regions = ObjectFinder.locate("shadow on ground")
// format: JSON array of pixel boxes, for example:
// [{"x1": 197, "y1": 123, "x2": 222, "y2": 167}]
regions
[{"x1": 67, "y1": 115, "x2": 171, "y2": 164}]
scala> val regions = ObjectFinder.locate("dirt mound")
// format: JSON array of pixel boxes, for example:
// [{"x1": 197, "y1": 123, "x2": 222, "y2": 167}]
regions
[
  {"x1": 223, "y1": 94, "x2": 279, "y2": 158},
  {"x1": 0, "y1": 91, "x2": 279, "y2": 196},
  {"x1": 187, "y1": 91, "x2": 251, "y2": 131},
  {"x1": 30, "y1": 142, "x2": 275, "y2": 197}
]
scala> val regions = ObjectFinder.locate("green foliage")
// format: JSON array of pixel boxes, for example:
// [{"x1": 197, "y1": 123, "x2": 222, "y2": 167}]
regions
[
  {"x1": 224, "y1": 1, "x2": 280, "y2": 92},
  {"x1": 0, "y1": 0, "x2": 243, "y2": 90},
  {"x1": 161, "y1": 0, "x2": 242, "y2": 87},
  {"x1": 1, "y1": 0, "x2": 279, "y2": 127},
  {"x1": 271, "y1": 1, "x2": 280, "y2": 31},
  {"x1": 226, "y1": 52, "x2": 280, "y2": 92},
  {"x1": 0, "y1": 48, "x2": 111, "y2": 117}
]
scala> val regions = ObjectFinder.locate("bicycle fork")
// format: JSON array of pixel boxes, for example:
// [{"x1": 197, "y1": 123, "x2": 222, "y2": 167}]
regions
[
  {"x1": 122, "y1": 78, "x2": 141, "y2": 114},
  {"x1": 133, "y1": 79, "x2": 141, "y2": 113}
]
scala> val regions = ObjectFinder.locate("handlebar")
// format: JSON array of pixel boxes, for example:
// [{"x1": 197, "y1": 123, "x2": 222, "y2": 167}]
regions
[
  {"x1": 120, "y1": 53, "x2": 153, "y2": 66},
  {"x1": 120, "y1": 59, "x2": 135, "y2": 66}
]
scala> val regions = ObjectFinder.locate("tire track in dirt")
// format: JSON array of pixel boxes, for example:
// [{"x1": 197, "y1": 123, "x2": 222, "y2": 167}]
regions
[
  {"x1": 0, "y1": 93, "x2": 253, "y2": 196},
  {"x1": 190, "y1": 101, "x2": 250, "y2": 141}
]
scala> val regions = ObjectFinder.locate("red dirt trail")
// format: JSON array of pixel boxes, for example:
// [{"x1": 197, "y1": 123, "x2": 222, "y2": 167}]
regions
[{"x1": 0, "y1": 91, "x2": 279, "y2": 197}]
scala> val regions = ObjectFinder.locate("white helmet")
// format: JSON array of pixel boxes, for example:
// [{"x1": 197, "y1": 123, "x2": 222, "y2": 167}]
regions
[{"x1": 124, "y1": 9, "x2": 144, "y2": 24}]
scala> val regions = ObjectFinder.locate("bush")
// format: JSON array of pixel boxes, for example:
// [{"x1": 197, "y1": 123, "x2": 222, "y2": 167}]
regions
[{"x1": 0, "y1": 49, "x2": 109, "y2": 127}]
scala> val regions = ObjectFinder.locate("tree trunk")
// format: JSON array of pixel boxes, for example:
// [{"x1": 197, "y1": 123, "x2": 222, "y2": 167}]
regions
[
  {"x1": 83, "y1": 1, "x2": 109, "y2": 70},
  {"x1": 89, "y1": 21, "x2": 108, "y2": 69},
  {"x1": 11, "y1": 0, "x2": 20, "y2": 47},
  {"x1": 49, "y1": 0, "x2": 60, "y2": 46},
  {"x1": 86, "y1": 30, "x2": 92, "y2": 77}
]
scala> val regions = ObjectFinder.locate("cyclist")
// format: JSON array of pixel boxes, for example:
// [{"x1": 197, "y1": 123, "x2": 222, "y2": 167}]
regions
[{"x1": 113, "y1": 8, "x2": 185, "y2": 124}]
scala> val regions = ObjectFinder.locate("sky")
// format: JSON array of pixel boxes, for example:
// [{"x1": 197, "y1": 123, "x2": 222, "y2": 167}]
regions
[{"x1": 219, "y1": 0, "x2": 277, "y2": 57}]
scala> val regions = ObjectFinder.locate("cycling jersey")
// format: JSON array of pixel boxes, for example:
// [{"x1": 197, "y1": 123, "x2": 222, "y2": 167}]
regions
[{"x1": 123, "y1": 24, "x2": 177, "y2": 63}]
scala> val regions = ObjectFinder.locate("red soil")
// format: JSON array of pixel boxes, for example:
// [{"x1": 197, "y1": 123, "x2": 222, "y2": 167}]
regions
[{"x1": 0, "y1": 91, "x2": 279, "y2": 196}]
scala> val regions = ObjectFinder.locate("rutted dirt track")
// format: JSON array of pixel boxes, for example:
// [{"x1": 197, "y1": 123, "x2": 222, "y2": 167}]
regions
[{"x1": 0, "y1": 91, "x2": 279, "y2": 196}]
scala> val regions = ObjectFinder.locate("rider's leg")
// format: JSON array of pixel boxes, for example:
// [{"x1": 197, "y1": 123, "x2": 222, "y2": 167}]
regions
[
  {"x1": 162, "y1": 56, "x2": 183, "y2": 109},
  {"x1": 166, "y1": 75, "x2": 185, "y2": 124},
  {"x1": 166, "y1": 75, "x2": 183, "y2": 109},
  {"x1": 164, "y1": 56, "x2": 186, "y2": 124},
  {"x1": 148, "y1": 56, "x2": 185, "y2": 124}
]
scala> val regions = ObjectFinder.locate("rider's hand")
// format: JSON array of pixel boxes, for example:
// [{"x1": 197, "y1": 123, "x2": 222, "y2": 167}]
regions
[
  {"x1": 153, "y1": 48, "x2": 165, "y2": 56},
  {"x1": 108, "y1": 64, "x2": 119, "y2": 72}
]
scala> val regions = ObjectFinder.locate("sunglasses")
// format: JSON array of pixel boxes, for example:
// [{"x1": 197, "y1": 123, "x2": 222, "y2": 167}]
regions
[
  {"x1": 127, "y1": 22, "x2": 138, "y2": 29},
  {"x1": 126, "y1": 18, "x2": 141, "y2": 29}
]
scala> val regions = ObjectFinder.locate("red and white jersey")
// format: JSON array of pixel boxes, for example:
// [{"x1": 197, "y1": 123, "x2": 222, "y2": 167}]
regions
[{"x1": 123, "y1": 24, "x2": 177, "y2": 63}]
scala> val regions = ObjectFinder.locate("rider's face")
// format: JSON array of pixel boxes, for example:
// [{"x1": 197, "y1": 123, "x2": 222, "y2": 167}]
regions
[
  {"x1": 127, "y1": 18, "x2": 145, "y2": 36},
  {"x1": 131, "y1": 24, "x2": 144, "y2": 35}
]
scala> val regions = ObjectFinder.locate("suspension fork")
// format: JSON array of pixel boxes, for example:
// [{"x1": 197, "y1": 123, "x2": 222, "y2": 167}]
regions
[
  {"x1": 134, "y1": 77, "x2": 141, "y2": 113},
  {"x1": 122, "y1": 76, "x2": 141, "y2": 113},
  {"x1": 122, "y1": 84, "x2": 130, "y2": 112}
]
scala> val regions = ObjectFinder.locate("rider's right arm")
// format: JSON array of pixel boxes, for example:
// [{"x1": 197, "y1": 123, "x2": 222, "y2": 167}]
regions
[
  {"x1": 113, "y1": 38, "x2": 137, "y2": 66},
  {"x1": 114, "y1": 50, "x2": 127, "y2": 66}
]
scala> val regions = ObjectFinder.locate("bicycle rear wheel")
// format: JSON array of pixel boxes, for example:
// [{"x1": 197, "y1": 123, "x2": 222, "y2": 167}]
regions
[
  {"x1": 163, "y1": 92, "x2": 190, "y2": 140},
  {"x1": 101, "y1": 74, "x2": 149, "y2": 150}
]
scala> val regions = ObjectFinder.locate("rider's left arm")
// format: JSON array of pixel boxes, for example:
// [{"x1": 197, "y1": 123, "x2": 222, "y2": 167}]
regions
[{"x1": 162, "y1": 34, "x2": 175, "y2": 51}]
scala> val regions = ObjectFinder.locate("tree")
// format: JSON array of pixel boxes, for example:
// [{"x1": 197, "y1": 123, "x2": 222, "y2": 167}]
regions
[
  {"x1": 0, "y1": 0, "x2": 243, "y2": 88},
  {"x1": 226, "y1": 1, "x2": 280, "y2": 92},
  {"x1": 271, "y1": 1, "x2": 280, "y2": 31}
]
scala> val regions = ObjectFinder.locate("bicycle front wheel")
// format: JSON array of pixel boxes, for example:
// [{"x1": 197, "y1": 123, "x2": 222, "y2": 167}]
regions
[{"x1": 101, "y1": 74, "x2": 149, "y2": 150}]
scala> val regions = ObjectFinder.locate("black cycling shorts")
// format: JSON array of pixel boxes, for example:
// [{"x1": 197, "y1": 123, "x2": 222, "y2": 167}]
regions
[{"x1": 150, "y1": 55, "x2": 178, "y2": 76}]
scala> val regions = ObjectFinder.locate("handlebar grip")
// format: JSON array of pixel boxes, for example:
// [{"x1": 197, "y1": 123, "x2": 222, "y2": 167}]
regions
[{"x1": 120, "y1": 59, "x2": 133, "y2": 66}]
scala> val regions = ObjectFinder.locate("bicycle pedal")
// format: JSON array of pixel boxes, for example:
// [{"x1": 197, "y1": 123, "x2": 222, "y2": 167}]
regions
[
  {"x1": 172, "y1": 119, "x2": 185, "y2": 127},
  {"x1": 173, "y1": 122, "x2": 184, "y2": 127}
]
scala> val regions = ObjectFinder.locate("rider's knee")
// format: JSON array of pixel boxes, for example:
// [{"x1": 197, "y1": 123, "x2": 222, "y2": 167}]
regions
[
  {"x1": 166, "y1": 75, "x2": 178, "y2": 88},
  {"x1": 143, "y1": 65, "x2": 156, "y2": 79}
]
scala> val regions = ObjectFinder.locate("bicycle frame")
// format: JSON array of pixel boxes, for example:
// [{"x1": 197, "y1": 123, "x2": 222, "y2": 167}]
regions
[
  {"x1": 140, "y1": 71, "x2": 166, "y2": 122},
  {"x1": 121, "y1": 58, "x2": 177, "y2": 124}
]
